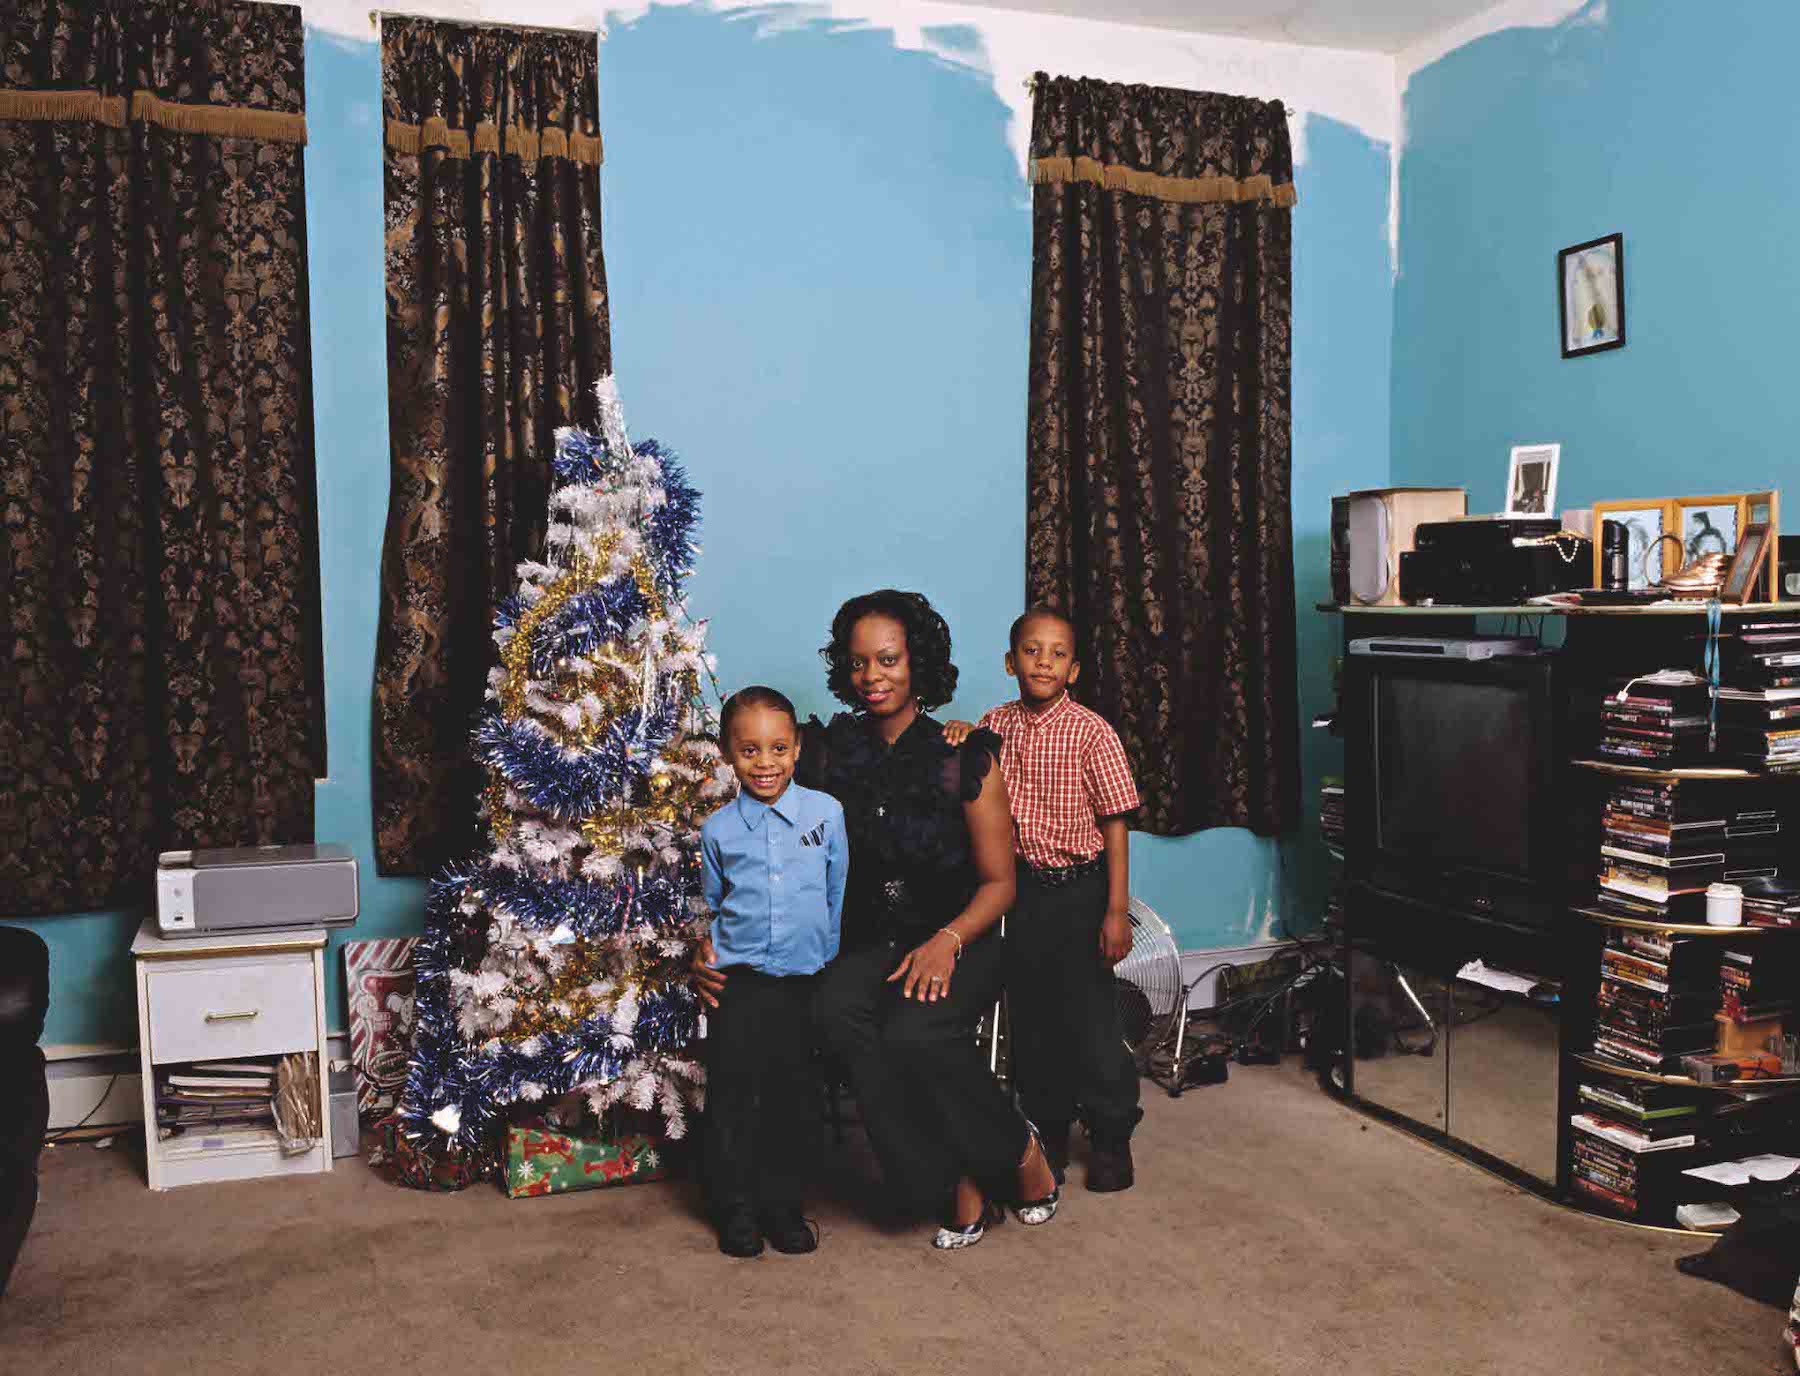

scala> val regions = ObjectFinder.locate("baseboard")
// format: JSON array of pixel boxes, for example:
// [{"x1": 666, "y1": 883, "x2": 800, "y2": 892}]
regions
[
  {"x1": 43, "y1": 1032, "x2": 354, "y2": 1132},
  {"x1": 47, "y1": 1055, "x2": 143, "y2": 1132},
  {"x1": 1181, "y1": 941, "x2": 1298, "y2": 1010}
]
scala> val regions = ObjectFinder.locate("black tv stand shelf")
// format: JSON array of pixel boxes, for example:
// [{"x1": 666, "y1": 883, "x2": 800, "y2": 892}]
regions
[{"x1": 1321, "y1": 601, "x2": 1800, "y2": 1232}]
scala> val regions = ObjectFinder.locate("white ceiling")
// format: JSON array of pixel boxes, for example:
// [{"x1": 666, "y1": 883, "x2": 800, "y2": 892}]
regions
[{"x1": 940, "y1": 0, "x2": 1506, "y2": 53}]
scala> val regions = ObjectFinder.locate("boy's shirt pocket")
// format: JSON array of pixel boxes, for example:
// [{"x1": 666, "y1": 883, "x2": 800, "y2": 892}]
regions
[{"x1": 781, "y1": 823, "x2": 832, "y2": 892}]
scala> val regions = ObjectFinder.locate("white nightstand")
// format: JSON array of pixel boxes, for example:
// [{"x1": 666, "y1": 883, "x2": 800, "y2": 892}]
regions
[{"x1": 131, "y1": 916, "x2": 334, "y2": 1189}]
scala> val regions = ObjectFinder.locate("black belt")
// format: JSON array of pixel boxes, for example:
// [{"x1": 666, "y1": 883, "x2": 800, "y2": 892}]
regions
[{"x1": 1019, "y1": 855, "x2": 1104, "y2": 888}]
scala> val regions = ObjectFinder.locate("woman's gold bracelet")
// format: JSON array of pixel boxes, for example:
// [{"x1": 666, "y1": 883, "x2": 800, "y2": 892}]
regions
[{"x1": 939, "y1": 925, "x2": 964, "y2": 960}]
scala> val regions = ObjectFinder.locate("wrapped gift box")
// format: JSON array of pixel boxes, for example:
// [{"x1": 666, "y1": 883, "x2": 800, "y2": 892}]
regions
[
  {"x1": 372, "y1": 1113, "x2": 492, "y2": 1192},
  {"x1": 504, "y1": 1116, "x2": 668, "y2": 1199}
]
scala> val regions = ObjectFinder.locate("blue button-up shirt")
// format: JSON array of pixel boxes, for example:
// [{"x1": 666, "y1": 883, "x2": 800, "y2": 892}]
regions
[{"x1": 700, "y1": 782, "x2": 847, "y2": 976}]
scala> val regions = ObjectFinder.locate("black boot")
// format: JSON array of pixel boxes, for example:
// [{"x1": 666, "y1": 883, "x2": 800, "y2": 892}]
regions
[
  {"x1": 1086, "y1": 1134, "x2": 1135, "y2": 1193},
  {"x1": 760, "y1": 1206, "x2": 820, "y2": 1255},
  {"x1": 715, "y1": 1204, "x2": 764, "y2": 1257}
]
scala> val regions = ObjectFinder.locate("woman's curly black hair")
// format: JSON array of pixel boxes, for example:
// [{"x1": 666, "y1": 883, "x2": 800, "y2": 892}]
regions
[{"x1": 820, "y1": 589, "x2": 959, "y2": 712}]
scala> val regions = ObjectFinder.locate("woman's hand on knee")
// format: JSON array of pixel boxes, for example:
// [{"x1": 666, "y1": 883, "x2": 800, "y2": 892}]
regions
[
  {"x1": 886, "y1": 931, "x2": 959, "y2": 1002},
  {"x1": 690, "y1": 935, "x2": 726, "y2": 1008}
]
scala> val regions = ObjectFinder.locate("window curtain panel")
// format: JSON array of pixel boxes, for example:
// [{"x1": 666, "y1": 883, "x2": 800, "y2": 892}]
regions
[
  {"x1": 0, "y1": 0, "x2": 323, "y2": 916},
  {"x1": 375, "y1": 18, "x2": 611, "y2": 876},
  {"x1": 1025, "y1": 75, "x2": 1299, "y2": 838}
]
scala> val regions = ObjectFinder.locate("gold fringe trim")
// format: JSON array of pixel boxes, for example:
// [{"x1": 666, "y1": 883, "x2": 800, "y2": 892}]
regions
[
  {"x1": 0, "y1": 88, "x2": 305, "y2": 144},
  {"x1": 385, "y1": 117, "x2": 603, "y2": 165},
  {"x1": 1031, "y1": 154, "x2": 1296, "y2": 208},
  {"x1": 130, "y1": 92, "x2": 307, "y2": 145},
  {"x1": 0, "y1": 89, "x2": 127, "y2": 127}
]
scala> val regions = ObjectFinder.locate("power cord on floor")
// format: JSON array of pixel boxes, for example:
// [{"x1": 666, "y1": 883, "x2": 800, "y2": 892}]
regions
[{"x1": 42, "y1": 1072, "x2": 122, "y2": 1145}]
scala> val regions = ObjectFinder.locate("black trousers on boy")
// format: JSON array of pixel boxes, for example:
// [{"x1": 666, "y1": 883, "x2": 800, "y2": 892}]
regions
[
  {"x1": 815, "y1": 932, "x2": 1027, "y2": 1218},
  {"x1": 702, "y1": 967, "x2": 820, "y2": 1217},
  {"x1": 1006, "y1": 865, "x2": 1143, "y2": 1146}
]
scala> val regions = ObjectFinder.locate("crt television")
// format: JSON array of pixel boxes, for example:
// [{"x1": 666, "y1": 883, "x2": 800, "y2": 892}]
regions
[{"x1": 1343, "y1": 653, "x2": 1561, "y2": 929}]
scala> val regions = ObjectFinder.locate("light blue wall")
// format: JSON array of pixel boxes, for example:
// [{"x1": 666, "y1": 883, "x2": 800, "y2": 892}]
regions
[
  {"x1": 24, "y1": 8, "x2": 1392, "y2": 1048},
  {"x1": 1393, "y1": 0, "x2": 1800, "y2": 511}
]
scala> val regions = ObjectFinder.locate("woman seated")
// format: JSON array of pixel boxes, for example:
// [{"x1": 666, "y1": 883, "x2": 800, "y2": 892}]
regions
[{"x1": 699, "y1": 589, "x2": 1059, "y2": 1250}]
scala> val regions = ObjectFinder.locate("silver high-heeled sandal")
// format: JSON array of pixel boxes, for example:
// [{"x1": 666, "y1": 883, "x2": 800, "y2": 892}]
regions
[
  {"x1": 1013, "y1": 1122, "x2": 1062, "y2": 1226},
  {"x1": 932, "y1": 1199, "x2": 1005, "y2": 1250}
]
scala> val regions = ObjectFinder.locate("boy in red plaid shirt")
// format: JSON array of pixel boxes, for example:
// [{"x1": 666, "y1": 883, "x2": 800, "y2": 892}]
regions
[{"x1": 951, "y1": 608, "x2": 1144, "y2": 1191}]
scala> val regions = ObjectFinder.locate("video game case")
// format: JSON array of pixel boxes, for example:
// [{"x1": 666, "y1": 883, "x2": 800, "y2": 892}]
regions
[{"x1": 1576, "y1": 1088, "x2": 1698, "y2": 1138}]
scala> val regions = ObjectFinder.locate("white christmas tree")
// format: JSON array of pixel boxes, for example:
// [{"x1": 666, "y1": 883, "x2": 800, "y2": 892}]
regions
[{"x1": 398, "y1": 378, "x2": 732, "y2": 1166}]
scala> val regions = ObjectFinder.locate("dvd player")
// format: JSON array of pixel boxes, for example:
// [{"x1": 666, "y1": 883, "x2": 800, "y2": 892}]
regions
[{"x1": 1348, "y1": 636, "x2": 1540, "y2": 660}]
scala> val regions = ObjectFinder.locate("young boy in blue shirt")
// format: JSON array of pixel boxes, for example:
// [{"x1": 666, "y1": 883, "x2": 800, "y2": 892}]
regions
[{"x1": 694, "y1": 686, "x2": 847, "y2": 1258}]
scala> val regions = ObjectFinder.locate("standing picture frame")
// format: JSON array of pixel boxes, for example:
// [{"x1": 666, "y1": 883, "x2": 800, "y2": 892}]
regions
[
  {"x1": 1505, "y1": 444, "x2": 1560, "y2": 518},
  {"x1": 1559, "y1": 233, "x2": 1625, "y2": 358},
  {"x1": 1590, "y1": 499, "x2": 1668, "y2": 589},
  {"x1": 1723, "y1": 524, "x2": 1771, "y2": 605},
  {"x1": 1590, "y1": 491, "x2": 1782, "y2": 597},
  {"x1": 1672, "y1": 493, "x2": 1746, "y2": 565}
]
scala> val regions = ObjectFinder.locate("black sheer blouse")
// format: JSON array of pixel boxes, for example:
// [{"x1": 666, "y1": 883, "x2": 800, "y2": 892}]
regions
[{"x1": 798, "y1": 712, "x2": 1001, "y2": 951}]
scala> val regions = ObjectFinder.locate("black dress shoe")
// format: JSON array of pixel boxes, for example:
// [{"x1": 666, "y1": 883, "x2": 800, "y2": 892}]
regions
[
  {"x1": 715, "y1": 1206, "x2": 764, "y2": 1257},
  {"x1": 1086, "y1": 1137, "x2": 1135, "y2": 1193},
  {"x1": 761, "y1": 1207, "x2": 820, "y2": 1255}
]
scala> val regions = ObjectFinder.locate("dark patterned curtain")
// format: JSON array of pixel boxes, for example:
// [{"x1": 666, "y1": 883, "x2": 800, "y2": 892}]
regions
[
  {"x1": 375, "y1": 18, "x2": 611, "y2": 876},
  {"x1": 0, "y1": 0, "x2": 323, "y2": 916},
  {"x1": 1026, "y1": 75, "x2": 1298, "y2": 837}
]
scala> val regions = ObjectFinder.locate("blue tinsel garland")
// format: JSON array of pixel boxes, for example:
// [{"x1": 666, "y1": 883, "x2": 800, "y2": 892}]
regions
[{"x1": 473, "y1": 698, "x2": 681, "y2": 821}]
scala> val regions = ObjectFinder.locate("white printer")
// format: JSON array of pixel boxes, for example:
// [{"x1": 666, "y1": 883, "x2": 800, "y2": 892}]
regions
[{"x1": 155, "y1": 844, "x2": 359, "y2": 938}]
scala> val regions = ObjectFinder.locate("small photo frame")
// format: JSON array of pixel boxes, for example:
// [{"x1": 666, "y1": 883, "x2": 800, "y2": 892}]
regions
[
  {"x1": 1723, "y1": 523, "x2": 1771, "y2": 604},
  {"x1": 1591, "y1": 500, "x2": 1668, "y2": 589},
  {"x1": 1505, "y1": 444, "x2": 1560, "y2": 518},
  {"x1": 1559, "y1": 233, "x2": 1625, "y2": 358},
  {"x1": 1675, "y1": 495, "x2": 1741, "y2": 562}
]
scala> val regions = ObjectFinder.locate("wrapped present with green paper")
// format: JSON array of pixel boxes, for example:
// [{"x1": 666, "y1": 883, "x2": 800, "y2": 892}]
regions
[{"x1": 504, "y1": 1115, "x2": 668, "y2": 1198}]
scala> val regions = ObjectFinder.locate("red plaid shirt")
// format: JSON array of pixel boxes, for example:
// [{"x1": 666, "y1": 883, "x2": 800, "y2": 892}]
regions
[{"x1": 979, "y1": 694, "x2": 1140, "y2": 869}]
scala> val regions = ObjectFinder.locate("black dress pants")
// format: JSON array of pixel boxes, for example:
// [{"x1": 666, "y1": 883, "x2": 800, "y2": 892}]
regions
[
  {"x1": 1006, "y1": 866, "x2": 1143, "y2": 1144},
  {"x1": 702, "y1": 967, "x2": 819, "y2": 1217},
  {"x1": 815, "y1": 932, "x2": 1027, "y2": 1217}
]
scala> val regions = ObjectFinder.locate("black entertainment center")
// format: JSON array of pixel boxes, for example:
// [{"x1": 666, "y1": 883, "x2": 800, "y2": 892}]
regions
[{"x1": 1323, "y1": 601, "x2": 1800, "y2": 1224}]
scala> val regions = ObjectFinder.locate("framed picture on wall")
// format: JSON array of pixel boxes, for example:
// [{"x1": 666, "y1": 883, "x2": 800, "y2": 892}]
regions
[{"x1": 1559, "y1": 233, "x2": 1625, "y2": 358}]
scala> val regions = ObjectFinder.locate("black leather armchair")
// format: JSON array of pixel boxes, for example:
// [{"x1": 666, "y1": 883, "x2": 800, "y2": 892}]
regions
[{"x1": 0, "y1": 927, "x2": 49, "y2": 1299}]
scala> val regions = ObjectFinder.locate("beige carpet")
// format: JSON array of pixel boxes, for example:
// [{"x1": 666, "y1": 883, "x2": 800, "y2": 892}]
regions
[{"x1": 1, "y1": 1063, "x2": 1783, "y2": 1375}]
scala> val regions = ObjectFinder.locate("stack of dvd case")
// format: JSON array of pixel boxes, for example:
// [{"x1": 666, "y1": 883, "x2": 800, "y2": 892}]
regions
[
  {"x1": 1320, "y1": 781, "x2": 1344, "y2": 859},
  {"x1": 1595, "y1": 674, "x2": 1712, "y2": 766},
  {"x1": 1716, "y1": 689, "x2": 1800, "y2": 772},
  {"x1": 1743, "y1": 876, "x2": 1800, "y2": 927},
  {"x1": 1719, "y1": 946, "x2": 1797, "y2": 1024},
  {"x1": 1591, "y1": 926, "x2": 1721, "y2": 1072},
  {"x1": 1596, "y1": 779, "x2": 1782, "y2": 923},
  {"x1": 1721, "y1": 616, "x2": 1800, "y2": 772},
  {"x1": 1570, "y1": 1070, "x2": 1702, "y2": 1220}
]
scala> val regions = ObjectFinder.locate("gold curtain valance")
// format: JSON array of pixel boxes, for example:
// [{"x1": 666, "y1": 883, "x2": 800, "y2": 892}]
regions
[
  {"x1": 384, "y1": 117, "x2": 604, "y2": 166},
  {"x1": 0, "y1": 88, "x2": 307, "y2": 145},
  {"x1": 1031, "y1": 154, "x2": 1297, "y2": 208}
]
